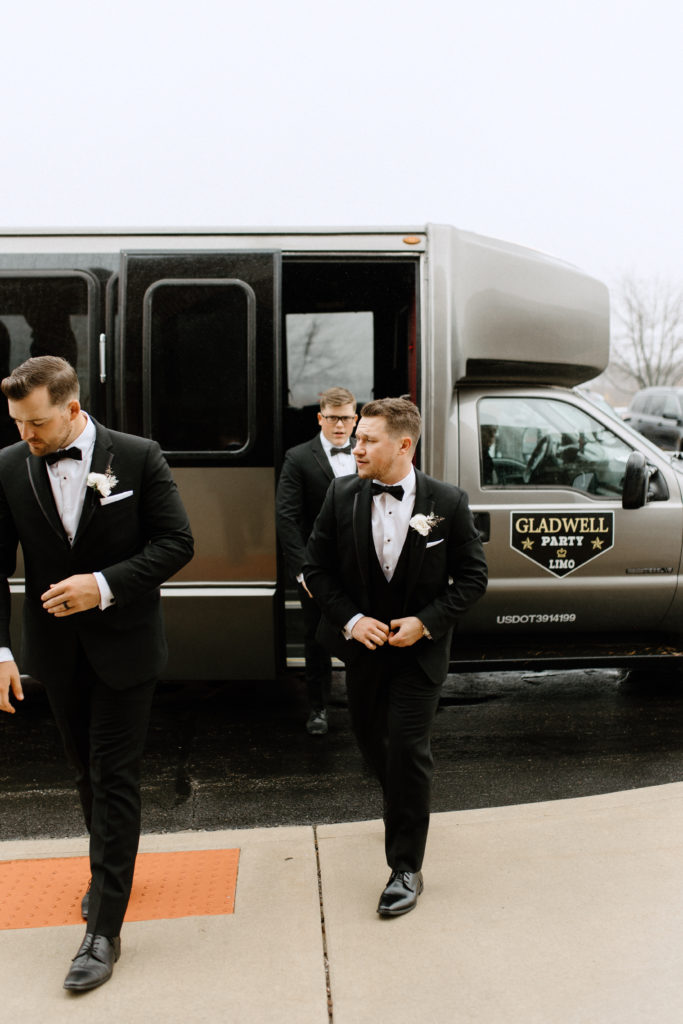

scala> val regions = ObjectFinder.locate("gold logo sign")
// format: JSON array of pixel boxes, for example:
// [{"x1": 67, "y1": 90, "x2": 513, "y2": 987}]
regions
[{"x1": 510, "y1": 512, "x2": 615, "y2": 578}]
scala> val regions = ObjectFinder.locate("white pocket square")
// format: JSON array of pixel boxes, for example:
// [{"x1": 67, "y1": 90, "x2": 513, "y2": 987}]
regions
[
  {"x1": 426, "y1": 538, "x2": 443, "y2": 548},
  {"x1": 100, "y1": 490, "x2": 133, "y2": 506}
]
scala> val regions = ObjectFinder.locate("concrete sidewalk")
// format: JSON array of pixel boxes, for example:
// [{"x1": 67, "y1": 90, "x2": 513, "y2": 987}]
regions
[{"x1": 2, "y1": 783, "x2": 683, "y2": 1023}]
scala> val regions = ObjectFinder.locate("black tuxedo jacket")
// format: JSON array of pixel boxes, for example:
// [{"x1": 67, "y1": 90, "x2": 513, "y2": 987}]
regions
[
  {"x1": 276, "y1": 433, "x2": 354, "y2": 580},
  {"x1": 0, "y1": 420, "x2": 194, "y2": 690},
  {"x1": 303, "y1": 470, "x2": 488, "y2": 685}
]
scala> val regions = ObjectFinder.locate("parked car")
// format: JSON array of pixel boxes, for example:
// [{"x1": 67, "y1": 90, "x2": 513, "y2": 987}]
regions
[{"x1": 626, "y1": 387, "x2": 683, "y2": 450}]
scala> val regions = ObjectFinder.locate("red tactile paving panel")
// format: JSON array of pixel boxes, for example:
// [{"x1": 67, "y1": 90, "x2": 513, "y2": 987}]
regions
[{"x1": 0, "y1": 849, "x2": 240, "y2": 930}]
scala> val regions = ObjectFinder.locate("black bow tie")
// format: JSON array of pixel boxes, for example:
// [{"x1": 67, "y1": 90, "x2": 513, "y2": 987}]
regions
[
  {"x1": 330, "y1": 444, "x2": 352, "y2": 456},
  {"x1": 371, "y1": 482, "x2": 404, "y2": 501},
  {"x1": 45, "y1": 446, "x2": 83, "y2": 466}
]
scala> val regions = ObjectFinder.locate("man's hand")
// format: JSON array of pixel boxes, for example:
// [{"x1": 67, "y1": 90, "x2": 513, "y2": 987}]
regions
[
  {"x1": 41, "y1": 574, "x2": 101, "y2": 617},
  {"x1": 351, "y1": 616, "x2": 390, "y2": 650},
  {"x1": 388, "y1": 616, "x2": 425, "y2": 647},
  {"x1": 0, "y1": 661, "x2": 23, "y2": 714}
]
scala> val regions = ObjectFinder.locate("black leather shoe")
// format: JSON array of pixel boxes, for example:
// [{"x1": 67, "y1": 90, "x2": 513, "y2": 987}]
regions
[
  {"x1": 63, "y1": 933, "x2": 121, "y2": 992},
  {"x1": 306, "y1": 708, "x2": 328, "y2": 735},
  {"x1": 377, "y1": 870, "x2": 424, "y2": 917},
  {"x1": 81, "y1": 879, "x2": 91, "y2": 921}
]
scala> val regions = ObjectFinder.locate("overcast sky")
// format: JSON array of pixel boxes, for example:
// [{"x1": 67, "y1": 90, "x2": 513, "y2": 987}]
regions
[{"x1": 3, "y1": 0, "x2": 682, "y2": 288}]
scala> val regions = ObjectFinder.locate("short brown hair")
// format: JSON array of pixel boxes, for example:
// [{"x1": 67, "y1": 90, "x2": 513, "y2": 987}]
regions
[
  {"x1": 1, "y1": 356, "x2": 79, "y2": 406},
  {"x1": 360, "y1": 396, "x2": 421, "y2": 444},
  {"x1": 319, "y1": 386, "x2": 356, "y2": 411}
]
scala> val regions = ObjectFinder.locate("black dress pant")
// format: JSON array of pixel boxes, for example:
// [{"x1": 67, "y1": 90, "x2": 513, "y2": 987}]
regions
[
  {"x1": 345, "y1": 648, "x2": 442, "y2": 872},
  {"x1": 43, "y1": 646, "x2": 156, "y2": 938},
  {"x1": 298, "y1": 582, "x2": 332, "y2": 710}
]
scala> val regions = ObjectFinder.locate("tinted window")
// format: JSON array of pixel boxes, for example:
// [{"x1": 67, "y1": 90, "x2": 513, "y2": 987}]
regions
[
  {"x1": 478, "y1": 396, "x2": 633, "y2": 497},
  {"x1": 0, "y1": 273, "x2": 93, "y2": 448},
  {"x1": 145, "y1": 280, "x2": 254, "y2": 453}
]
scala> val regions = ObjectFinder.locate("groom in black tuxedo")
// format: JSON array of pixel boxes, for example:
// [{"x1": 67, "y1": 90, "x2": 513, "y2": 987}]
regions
[
  {"x1": 304, "y1": 397, "x2": 487, "y2": 916},
  {"x1": 0, "y1": 356, "x2": 193, "y2": 991}
]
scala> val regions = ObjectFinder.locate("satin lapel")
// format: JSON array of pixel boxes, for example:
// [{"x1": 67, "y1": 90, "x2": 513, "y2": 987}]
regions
[
  {"x1": 311, "y1": 437, "x2": 334, "y2": 483},
  {"x1": 27, "y1": 454, "x2": 69, "y2": 544},
  {"x1": 352, "y1": 479, "x2": 373, "y2": 590},
  {"x1": 404, "y1": 470, "x2": 434, "y2": 597},
  {"x1": 73, "y1": 427, "x2": 115, "y2": 546}
]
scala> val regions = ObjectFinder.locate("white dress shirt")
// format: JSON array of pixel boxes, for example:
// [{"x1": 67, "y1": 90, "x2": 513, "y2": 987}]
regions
[
  {"x1": 47, "y1": 413, "x2": 96, "y2": 546},
  {"x1": 344, "y1": 467, "x2": 417, "y2": 637},
  {"x1": 320, "y1": 431, "x2": 357, "y2": 477},
  {"x1": 371, "y1": 467, "x2": 416, "y2": 581},
  {"x1": 44, "y1": 414, "x2": 114, "y2": 607}
]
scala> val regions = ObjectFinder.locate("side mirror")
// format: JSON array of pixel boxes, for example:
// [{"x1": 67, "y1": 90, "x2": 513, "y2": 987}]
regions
[{"x1": 622, "y1": 451, "x2": 650, "y2": 509}]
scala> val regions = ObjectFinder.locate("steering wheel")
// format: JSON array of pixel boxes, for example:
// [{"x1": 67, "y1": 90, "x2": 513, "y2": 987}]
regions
[{"x1": 524, "y1": 435, "x2": 553, "y2": 483}]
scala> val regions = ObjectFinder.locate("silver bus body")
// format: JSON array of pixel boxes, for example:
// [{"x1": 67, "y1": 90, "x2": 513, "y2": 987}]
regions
[{"x1": 0, "y1": 224, "x2": 679, "y2": 677}]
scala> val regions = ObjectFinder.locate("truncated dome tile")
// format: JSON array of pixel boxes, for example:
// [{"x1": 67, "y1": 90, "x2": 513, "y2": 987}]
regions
[{"x1": 0, "y1": 849, "x2": 240, "y2": 929}]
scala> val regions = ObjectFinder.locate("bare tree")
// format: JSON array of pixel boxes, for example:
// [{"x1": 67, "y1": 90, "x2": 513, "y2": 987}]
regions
[{"x1": 608, "y1": 276, "x2": 683, "y2": 389}]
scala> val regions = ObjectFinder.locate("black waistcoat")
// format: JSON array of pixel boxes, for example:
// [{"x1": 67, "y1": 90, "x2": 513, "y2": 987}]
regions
[{"x1": 368, "y1": 534, "x2": 412, "y2": 625}]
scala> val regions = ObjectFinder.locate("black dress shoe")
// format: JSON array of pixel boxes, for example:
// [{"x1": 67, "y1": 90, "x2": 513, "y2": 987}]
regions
[
  {"x1": 377, "y1": 870, "x2": 424, "y2": 917},
  {"x1": 63, "y1": 933, "x2": 121, "y2": 992},
  {"x1": 306, "y1": 708, "x2": 328, "y2": 735},
  {"x1": 81, "y1": 879, "x2": 91, "y2": 921}
]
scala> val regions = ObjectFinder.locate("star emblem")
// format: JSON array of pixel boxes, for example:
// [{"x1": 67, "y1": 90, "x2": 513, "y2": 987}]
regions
[
  {"x1": 521, "y1": 538, "x2": 534, "y2": 551},
  {"x1": 592, "y1": 537, "x2": 604, "y2": 550}
]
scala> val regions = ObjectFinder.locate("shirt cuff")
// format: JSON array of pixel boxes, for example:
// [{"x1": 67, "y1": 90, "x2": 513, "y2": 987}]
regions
[
  {"x1": 343, "y1": 613, "x2": 363, "y2": 640},
  {"x1": 0, "y1": 646, "x2": 14, "y2": 662},
  {"x1": 94, "y1": 571, "x2": 116, "y2": 611}
]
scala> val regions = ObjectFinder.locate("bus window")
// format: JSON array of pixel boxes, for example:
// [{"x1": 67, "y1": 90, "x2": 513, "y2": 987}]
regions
[
  {"x1": 285, "y1": 311, "x2": 373, "y2": 408},
  {"x1": 0, "y1": 272, "x2": 95, "y2": 447},
  {"x1": 145, "y1": 280, "x2": 255, "y2": 454},
  {"x1": 477, "y1": 396, "x2": 633, "y2": 497}
]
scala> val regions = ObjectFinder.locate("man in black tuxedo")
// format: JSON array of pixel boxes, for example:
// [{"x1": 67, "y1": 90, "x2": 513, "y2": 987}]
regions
[
  {"x1": 276, "y1": 386, "x2": 357, "y2": 734},
  {"x1": 304, "y1": 397, "x2": 487, "y2": 915},
  {"x1": 0, "y1": 357, "x2": 193, "y2": 991}
]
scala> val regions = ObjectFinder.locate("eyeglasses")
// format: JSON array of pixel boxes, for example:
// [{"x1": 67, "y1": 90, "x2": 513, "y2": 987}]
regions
[{"x1": 321, "y1": 415, "x2": 355, "y2": 423}]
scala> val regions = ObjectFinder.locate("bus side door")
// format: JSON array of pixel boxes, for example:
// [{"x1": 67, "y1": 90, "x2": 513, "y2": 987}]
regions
[{"x1": 118, "y1": 250, "x2": 281, "y2": 679}]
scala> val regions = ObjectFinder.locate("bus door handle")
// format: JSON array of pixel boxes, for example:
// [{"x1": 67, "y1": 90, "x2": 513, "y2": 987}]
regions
[{"x1": 473, "y1": 511, "x2": 490, "y2": 542}]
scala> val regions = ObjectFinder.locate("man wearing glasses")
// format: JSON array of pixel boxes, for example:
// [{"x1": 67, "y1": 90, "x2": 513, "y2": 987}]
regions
[{"x1": 277, "y1": 387, "x2": 357, "y2": 734}]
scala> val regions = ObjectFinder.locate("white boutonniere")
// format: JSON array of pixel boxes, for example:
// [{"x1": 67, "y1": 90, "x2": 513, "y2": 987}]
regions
[
  {"x1": 410, "y1": 512, "x2": 444, "y2": 537},
  {"x1": 87, "y1": 468, "x2": 118, "y2": 499}
]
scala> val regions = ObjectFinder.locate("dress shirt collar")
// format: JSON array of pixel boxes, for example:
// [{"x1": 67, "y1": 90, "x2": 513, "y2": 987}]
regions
[
  {"x1": 320, "y1": 430, "x2": 357, "y2": 476},
  {"x1": 46, "y1": 413, "x2": 96, "y2": 471},
  {"x1": 371, "y1": 466, "x2": 416, "y2": 502},
  {"x1": 319, "y1": 431, "x2": 353, "y2": 456}
]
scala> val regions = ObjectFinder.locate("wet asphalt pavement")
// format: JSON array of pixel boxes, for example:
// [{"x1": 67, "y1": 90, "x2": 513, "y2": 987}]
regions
[{"x1": 2, "y1": 667, "x2": 683, "y2": 841}]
